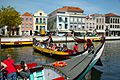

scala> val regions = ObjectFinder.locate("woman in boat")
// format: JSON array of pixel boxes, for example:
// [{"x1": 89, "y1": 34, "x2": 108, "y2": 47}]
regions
[
  {"x1": 62, "y1": 44, "x2": 68, "y2": 52},
  {"x1": 17, "y1": 61, "x2": 30, "y2": 80},
  {"x1": 51, "y1": 43, "x2": 57, "y2": 51}
]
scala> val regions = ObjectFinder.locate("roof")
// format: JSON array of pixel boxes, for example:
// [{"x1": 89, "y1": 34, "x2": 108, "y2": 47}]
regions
[
  {"x1": 105, "y1": 13, "x2": 119, "y2": 17},
  {"x1": 22, "y1": 12, "x2": 33, "y2": 16},
  {"x1": 48, "y1": 6, "x2": 84, "y2": 16},
  {"x1": 58, "y1": 6, "x2": 84, "y2": 13}
]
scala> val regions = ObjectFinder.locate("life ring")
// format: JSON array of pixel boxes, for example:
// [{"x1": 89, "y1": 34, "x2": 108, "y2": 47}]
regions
[{"x1": 53, "y1": 61, "x2": 67, "y2": 67}]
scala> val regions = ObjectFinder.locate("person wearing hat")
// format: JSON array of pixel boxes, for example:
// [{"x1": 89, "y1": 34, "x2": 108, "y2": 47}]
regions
[
  {"x1": 3, "y1": 54, "x2": 17, "y2": 80},
  {"x1": 73, "y1": 43, "x2": 79, "y2": 54}
]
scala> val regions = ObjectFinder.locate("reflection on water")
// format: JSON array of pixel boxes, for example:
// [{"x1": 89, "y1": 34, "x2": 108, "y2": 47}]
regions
[{"x1": 93, "y1": 40, "x2": 120, "y2": 80}]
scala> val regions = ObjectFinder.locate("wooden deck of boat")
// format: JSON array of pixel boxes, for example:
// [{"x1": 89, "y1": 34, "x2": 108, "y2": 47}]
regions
[{"x1": 43, "y1": 43, "x2": 103, "y2": 80}]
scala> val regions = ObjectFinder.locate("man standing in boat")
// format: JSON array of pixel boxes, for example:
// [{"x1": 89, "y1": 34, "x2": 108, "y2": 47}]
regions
[
  {"x1": 73, "y1": 43, "x2": 79, "y2": 54},
  {"x1": 44, "y1": 35, "x2": 53, "y2": 47}
]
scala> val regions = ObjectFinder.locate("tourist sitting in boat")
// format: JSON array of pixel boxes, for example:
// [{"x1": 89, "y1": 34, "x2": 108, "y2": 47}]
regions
[
  {"x1": 51, "y1": 43, "x2": 57, "y2": 51},
  {"x1": 73, "y1": 43, "x2": 79, "y2": 54},
  {"x1": 48, "y1": 43, "x2": 53, "y2": 49},
  {"x1": 57, "y1": 43, "x2": 63, "y2": 51},
  {"x1": 17, "y1": 61, "x2": 30, "y2": 80},
  {"x1": 62, "y1": 44, "x2": 68, "y2": 52}
]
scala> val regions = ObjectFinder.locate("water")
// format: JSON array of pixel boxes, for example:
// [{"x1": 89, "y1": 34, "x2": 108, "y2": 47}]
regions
[
  {"x1": 92, "y1": 40, "x2": 120, "y2": 80},
  {"x1": 0, "y1": 41, "x2": 120, "y2": 80},
  {"x1": 0, "y1": 42, "x2": 84, "y2": 65}
]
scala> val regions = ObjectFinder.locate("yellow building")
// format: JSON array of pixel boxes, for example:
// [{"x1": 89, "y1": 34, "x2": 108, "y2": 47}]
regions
[{"x1": 33, "y1": 10, "x2": 47, "y2": 36}]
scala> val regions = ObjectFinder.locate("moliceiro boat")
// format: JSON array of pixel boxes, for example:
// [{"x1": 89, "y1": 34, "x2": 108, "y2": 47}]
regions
[
  {"x1": 1, "y1": 41, "x2": 32, "y2": 48},
  {"x1": 30, "y1": 40, "x2": 105, "y2": 80},
  {"x1": 33, "y1": 38, "x2": 87, "y2": 57}
]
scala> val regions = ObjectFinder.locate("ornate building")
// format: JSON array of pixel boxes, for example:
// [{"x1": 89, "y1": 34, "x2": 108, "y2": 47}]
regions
[{"x1": 33, "y1": 10, "x2": 47, "y2": 36}]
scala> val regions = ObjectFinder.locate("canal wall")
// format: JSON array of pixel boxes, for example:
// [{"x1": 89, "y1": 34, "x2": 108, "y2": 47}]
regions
[{"x1": 1, "y1": 36, "x2": 120, "y2": 42}]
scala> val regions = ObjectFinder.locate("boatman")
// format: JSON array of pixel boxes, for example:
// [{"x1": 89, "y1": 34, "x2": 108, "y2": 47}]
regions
[{"x1": 73, "y1": 43, "x2": 79, "y2": 54}]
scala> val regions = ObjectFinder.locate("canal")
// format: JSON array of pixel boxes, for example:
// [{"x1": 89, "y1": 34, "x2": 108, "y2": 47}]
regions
[{"x1": 0, "y1": 41, "x2": 120, "y2": 80}]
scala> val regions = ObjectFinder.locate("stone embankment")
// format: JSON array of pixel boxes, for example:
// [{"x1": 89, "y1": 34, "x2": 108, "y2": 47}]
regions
[{"x1": 1, "y1": 36, "x2": 120, "y2": 42}]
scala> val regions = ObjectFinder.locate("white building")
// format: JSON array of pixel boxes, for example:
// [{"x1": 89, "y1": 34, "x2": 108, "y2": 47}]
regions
[
  {"x1": 85, "y1": 14, "x2": 105, "y2": 36},
  {"x1": 33, "y1": 10, "x2": 47, "y2": 36},
  {"x1": 105, "y1": 13, "x2": 120, "y2": 36},
  {"x1": 48, "y1": 6, "x2": 86, "y2": 36}
]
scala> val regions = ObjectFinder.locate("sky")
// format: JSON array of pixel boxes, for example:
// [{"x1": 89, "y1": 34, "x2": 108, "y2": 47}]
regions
[{"x1": 0, "y1": 0, "x2": 120, "y2": 15}]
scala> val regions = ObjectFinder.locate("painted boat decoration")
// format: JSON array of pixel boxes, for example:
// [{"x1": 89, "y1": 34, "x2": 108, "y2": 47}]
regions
[
  {"x1": 33, "y1": 38, "x2": 87, "y2": 56},
  {"x1": 29, "y1": 41, "x2": 105, "y2": 80},
  {"x1": 73, "y1": 36, "x2": 101, "y2": 43},
  {"x1": 72, "y1": 36, "x2": 86, "y2": 43}
]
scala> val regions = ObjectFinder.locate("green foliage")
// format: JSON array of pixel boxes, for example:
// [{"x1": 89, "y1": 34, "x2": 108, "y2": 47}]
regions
[{"x1": 0, "y1": 6, "x2": 22, "y2": 36}]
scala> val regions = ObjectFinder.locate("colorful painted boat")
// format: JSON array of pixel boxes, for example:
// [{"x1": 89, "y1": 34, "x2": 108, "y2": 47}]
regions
[
  {"x1": 33, "y1": 38, "x2": 87, "y2": 56},
  {"x1": 1, "y1": 41, "x2": 32, "y2": 48},
  {"x1": 29, "y1": 41, "x2": 105, "y2": 80}
]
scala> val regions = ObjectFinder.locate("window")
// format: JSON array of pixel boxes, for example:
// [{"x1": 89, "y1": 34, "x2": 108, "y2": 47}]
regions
[
  {"x1": 22, "y1": 18, "x2": 24, "y2": 21},
  {"x1": 36, "y1": 26, "x2": 38, "y2": 30},
  {"x1": 26, "y1": 18, "x2": 28, "y2": 22},
  {"x1": 65, "y1": 17, "x2": 67, "y2": 22},
  {"x1": 65, "y1": 24, "x2": 68, "y2": 29},
  {"x1": 36, "y1": 18, "x2": 38, "y2": 23},
  {"x1": 96, "y1": 25, "x2": 98, "y2": 29},
  {"x1": 110, "y1": 25, "x2": 112, "y2": 28},
  {"x1": 40, "y1": 18, "x2": 42, "y2": 23},
  {"x1": 30, "y1": 24, "x2": 32, "y2": 28},
  {"x1": 43, "y1": 18, "x2": 46, "y2": 23},
  {"x1": 75, "y1": 26, "x2": 77, "y2": 29},
  {"x1": 22, "y1": 24, "x2": 24, "y2": 28},
  {"x1": 40, "y1": 13, "x2": 42, "y2": 15},
  {"x1": 59, "y1": 24, "x2": 62, "y2": 29},
  {"x1": 59, "y1": 17, "x2": 62, "y2": 22},
  {"x1": 26, "y1": 24, "x2": 28, "y2": 28},
  {"x1": 30, "y1": 18, "x2": 32, "y2": 22},
  {"x1": 102, "y1": 25, "x2": 104, "y2": 29}
]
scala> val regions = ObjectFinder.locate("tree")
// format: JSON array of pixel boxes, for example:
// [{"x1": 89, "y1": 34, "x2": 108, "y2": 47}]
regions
[{"x1": 0, "y1": 6, "x2": 22, "y2": 36}]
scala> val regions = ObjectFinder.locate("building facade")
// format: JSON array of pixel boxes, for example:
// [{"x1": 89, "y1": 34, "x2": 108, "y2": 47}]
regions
[
  {"x1": 20, "y1": 12, "x2": 33, "y2": 36},
  {"x1": 48, "y1": 6, "x2": 86, "y2": 36},
  {"x1": 105, "y1": 13, "x2": 120, "y2": 36},
  {"x1": 85, "y1": 14, "x2": 105, "y2": 36},
  {"x1": 33, "y1": 10, "x2": 47, "y2": 36}
]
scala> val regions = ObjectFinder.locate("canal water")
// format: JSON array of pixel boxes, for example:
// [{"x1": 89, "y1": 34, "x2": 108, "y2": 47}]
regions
[{"x1": 0, "y1": 41, "x2": 120, "y2": 80}]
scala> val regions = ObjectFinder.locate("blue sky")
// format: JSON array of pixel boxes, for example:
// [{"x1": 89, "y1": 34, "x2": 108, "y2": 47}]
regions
[{"x1": 0, "y1": 0, "x2": 120, "y2": 15}]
